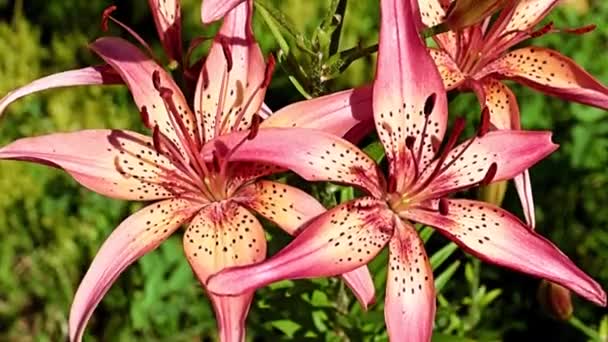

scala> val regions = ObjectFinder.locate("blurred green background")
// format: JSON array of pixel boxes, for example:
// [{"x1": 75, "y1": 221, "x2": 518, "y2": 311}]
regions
[{"x1": 0, "y1": 0, "x2": 607, "y2": 341}]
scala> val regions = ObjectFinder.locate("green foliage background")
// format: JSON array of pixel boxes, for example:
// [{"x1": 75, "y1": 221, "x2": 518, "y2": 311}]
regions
[{"x1": 0, "y1": 0, "x2": 606, "y2": 341}]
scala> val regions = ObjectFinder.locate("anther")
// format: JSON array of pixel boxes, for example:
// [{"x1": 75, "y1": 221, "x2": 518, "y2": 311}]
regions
[
  {"x1": 424, "y1": 93, "x2": 437, "y2": 116},
  {"x1": 152, "y1": 125, "x2": 163, "y2": 153},
  {"x1": 531, "y1": 22, "x2": 554, "y2": 38},
  {"x1": 480, "y1": 163, "x2": 498, "y2": 186},
  {"x1": 438, "y1": 198, "x2": 449, "y2": 215},
  {"x1": 220, "y1": 38, "x2": 233, "y2": 72},
  {"x1": 478, "y1": 106, "x2": 490, "y2": 137},
  {"x1": 563, "y1": 24, "x2": 596, "y2": 35},
  {"x1": 405, "y1": 136, "x2": 416, "y2": 149},
  {"x1": 152, "y1": 70, "x2": 162, "y2": 91},
  {"x1": 101, "y1": 5, "x2": 117, "y2": 32},
  {"x1": 247, "y1": 114, "x2": 262, "y2": 140},
  {"x1": 140, "y1": 106, "x2": 151, "y2": 128},
  {"x1": 212, "y1": 150, "x2": 222, "y2": 172},
  {"x1": 262, "y1": 54, "x2": 276, "y2": 88}
]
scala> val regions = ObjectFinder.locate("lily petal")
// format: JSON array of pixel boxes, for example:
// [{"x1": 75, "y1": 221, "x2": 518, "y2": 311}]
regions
[
  {"x1": 0, "y1": 65, "x2": 120, "y2": 117},
  {"x1": 418, "y1": 0, "x2": 449, "y2": 27},
  {"x1": 148, "y1": 0, "x2": 183, "y2": 63},
  {"x1": 385, "y1": 219, "x2": 435, "y2": 342},
  {"x1": 195, "y1": 0, "x2": 267, "y2": 140},
  {"x1": 481, "y1": 47, "x2": 608, "y2": 109},
  {"x1": 69, "y1": 198, "x2": 197, "y2": 342},
  {"x1": 406, "y1": 199, "x2": 607, "y2": 306},
  {"x1": 183, "y1": 202, "x2": 266, "y2": 342},
  {"x1": 201, "y1": 0, "x2": 245, "y2": 23},
  {"x1": 514, "y1": 170, "x2": 535, "y2": 228},
  {"x1": 375, "y1": 0, "x2": 448, "y2": 191},
  {"x1": 90, "y1": 37, "x2": 198, "y2": 152},
  {"x1": 207, "y1": 198, "x2": 394, "y2": 296},
  {"x1": 228, "y1": 162, "x2": 285, "y2": 191},
  {"x1": 206, "y1": 128, "x2": 386, "y2": 197},
  {"x1": 0, "y1": 130, "x2": 179, "y2": 201},
  {"x1": 239, "y1": 180, "x2": 376, "y2": 308},
  {"x1": 429, "y1": 48, "x2": 467, "y2": 90},
  {"x1": 472, "y1": 78, "x2": 535, "y2": 227},
  {"x1": 239, "y1": 180, "x2": 326, "y2": 235},
  {"x1": 420, "y1": 130, "x2": 557, "y2": 199},
  {"x1": 501, "y1": 0, "x2": 559, "y2": 34},
  {"x1": 261, "y1": 86, "x2": 374, "y2": 139}
]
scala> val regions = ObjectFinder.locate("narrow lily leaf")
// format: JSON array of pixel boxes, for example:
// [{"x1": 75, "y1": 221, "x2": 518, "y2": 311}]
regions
[
  {"x1": 0, "y1": 130, "x2": 177, "y2": 201},
  {"x1": 430, "y1": 242, "x2": 458, "y2": 270},
  {"x1": 434, "y1": 260, "x2": 461, "y2": 293},
  {"x1": 407, "y1": 199, "x2": 607, "y2": 306},
  {"x1": 419, "y1": 226, "x2": 435, "y2": 243},
  {"x1": 183, "y1": 203, "x2": 266, "y2": 342},
  {"x1": 484, "y1": 47, "x2": 608, "y2": 110},
  {"x1": 261, "y1": 86, "x2": 374, "y2": 139},
  {"x1": 69, "y1": 198, "x2": 197, "y2": 342},
  {"x1": 207, "y1": 198, "x2": 394, "y2": 297},
  {"x1": 207, "y1": 128, "x2": 386, "y2": 198},
  {"x1": 385, "y1": 219, "x2": 435, "y2": 342},
  {"x1": 0, "y1": 65, "x2": 121, "y2": 117}
]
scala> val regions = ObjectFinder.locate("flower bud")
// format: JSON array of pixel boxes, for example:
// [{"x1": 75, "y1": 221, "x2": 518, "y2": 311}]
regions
[
  {"x1": 478, "y1": 180, "x2": 507, "y2": 206},
  {"x1": 538, "y1": 280, "x2": 573, "y2": 321},
  {"x1": 445, "y1": 0, "x2": 510, "y2": 30}
]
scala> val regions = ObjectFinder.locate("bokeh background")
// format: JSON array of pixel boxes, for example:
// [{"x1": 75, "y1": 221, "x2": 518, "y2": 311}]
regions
[{"x1": 0, "y1": 0, "x2": 607, "y2": 340}]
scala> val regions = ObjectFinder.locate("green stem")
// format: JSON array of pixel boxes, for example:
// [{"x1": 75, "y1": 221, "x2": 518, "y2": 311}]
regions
[
  {"x1": 569, "y1": 316, "x2": 601, "y2": 341},
  {"x1": 328, "y1": 0, "x2": 348, "y2": 56}
]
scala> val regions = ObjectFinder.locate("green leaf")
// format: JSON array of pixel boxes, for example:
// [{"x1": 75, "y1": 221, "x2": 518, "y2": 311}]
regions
[
  {"x1": 430, "y1": 242, "x2": 458, "y2": 270},
  {"x1": 269, "y1": 320, "x2": 301, "y2": 338},
  {"x1": 434, "y1": 260, "x2": 461, "y2": 293}
]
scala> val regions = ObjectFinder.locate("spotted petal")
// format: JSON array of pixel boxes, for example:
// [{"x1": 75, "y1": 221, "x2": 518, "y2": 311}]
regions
[
  {"x1": 481, "y1": 47, "x2": 608, "y2": 110},
  {"x1": 69, "y1": 198, "x2": 197, "y2": 342},
  {"x1": 90, "y1": 37, "x2": 198, "y2": 154},
  {"x1": 405, "y1": 199, "x2": 606, "y2": 306},
  {"x1": 375, "y1": 0, "x2": 448, "y2": 192},
  {"x1": 148, "y1": 0, "x2": 183, "y2": 62},
  {"x1": 501, "y1": 0, "x2": 559, "y2": 34},
  {"x1": 195, "y1": 0, "x2": 267, "y2": 141},
  {"x1": 261, "y1": 86, "x2": 374, "y2": 139},
  {"x1": 419, "y1": 130, "x2": 557, "y2": 200},
  {"x1": 418, "y1": 0, "x2": 449, "y2": 27},
  {"x1": 239, "y1": 180, "x2": 376, "y2": 308},
  {"x1": 473, "y1": 78, "x2": 535, "y2": 227},
  {"x1": 183, "y1": 202, "x2": 266, "y2": 342},
  {"x1": 206, "y1": 128, "x2": 386, "y2": 197},
  {"x1": 385, "y1": 219, "x2": 435, "y2": 342},
  {"x1": 207, "y1": 198, "x2": 394, "y2": 297},
  {"x1": 429, "y1": 48, "x2": 466, "y2": 90},
  {"x1": 201, "y1": 0, "x2": 245, "y2": 23},
  {"x1": 0, "y1": 130, "x2": 181, "y2": 201},
  {"x1": 0, "y1": 65, "x2": 120, "y2": 117}
]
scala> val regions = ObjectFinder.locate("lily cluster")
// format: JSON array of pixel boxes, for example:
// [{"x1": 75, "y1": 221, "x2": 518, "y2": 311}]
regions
[{"x1": 0, "y1": 0, "x2": 606, "y2": 341}]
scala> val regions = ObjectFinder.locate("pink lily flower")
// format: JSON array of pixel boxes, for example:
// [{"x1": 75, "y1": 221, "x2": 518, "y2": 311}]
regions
[
  {"x1": 0, "y1": 2, "x2": 375, "y2": 341},
  {"x1": 422, "y1": 0, "x2": 608, "y2": 227},
  {"x1": 203, "y1": 0, "x2": 606, "y2": 340}
]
